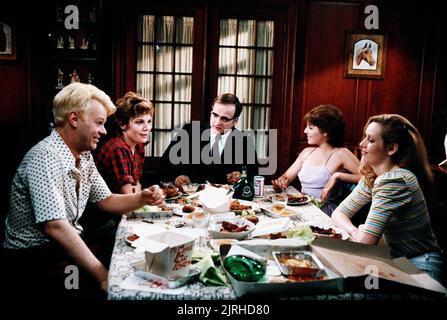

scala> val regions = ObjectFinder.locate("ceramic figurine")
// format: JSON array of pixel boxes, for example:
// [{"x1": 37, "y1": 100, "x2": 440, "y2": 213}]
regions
[
  {"x1": 80, "y1": 38, "x2": 89, "y2": 49},
  {"x1": 70, "y1": 69, "x2": 80, "y2": 83},
  {"x1": 56, "y1": 68, "x2": 64, "y2": 89},
  {"x1": 68, "y1": 37, "x2": 75, "y2": 49},
  {"x1": 56, "y1": 36, "x2": 64, "y2": 49}
]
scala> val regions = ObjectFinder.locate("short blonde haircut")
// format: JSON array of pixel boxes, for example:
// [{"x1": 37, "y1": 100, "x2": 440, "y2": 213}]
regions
[{"x1": 53, "y1": 83, "x2": 116, "y2": 127}]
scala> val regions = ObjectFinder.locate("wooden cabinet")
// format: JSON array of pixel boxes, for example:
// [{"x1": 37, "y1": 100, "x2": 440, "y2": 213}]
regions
[{"x1": 46, "y1": 0, "x2": 102, "y2": 127}]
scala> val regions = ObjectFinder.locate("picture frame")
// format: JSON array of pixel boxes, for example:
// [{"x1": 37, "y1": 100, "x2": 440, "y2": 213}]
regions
[
  {"x1": 344, "y1": 31, "x2": 387, "y2": 79},
  {"x1": 0, "y1": 21, "x2": 17, "y2": 61}
]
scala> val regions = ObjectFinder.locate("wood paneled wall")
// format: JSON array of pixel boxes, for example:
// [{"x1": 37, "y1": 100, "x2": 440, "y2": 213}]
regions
[
  {"x1": 290, "y1": 1, "x2": 445, "y2": 169},
  {"x1": 0, "y1": 0, "x2": 445, "y2": 218}
]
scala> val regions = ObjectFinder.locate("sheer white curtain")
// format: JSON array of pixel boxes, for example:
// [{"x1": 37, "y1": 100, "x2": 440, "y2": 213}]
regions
[
  {"x1": 218, "y1": 19, "x2": 274, "y2": 159},
  {"x1": 137, "y1": 15, "x2": 194, "y2": 156}
]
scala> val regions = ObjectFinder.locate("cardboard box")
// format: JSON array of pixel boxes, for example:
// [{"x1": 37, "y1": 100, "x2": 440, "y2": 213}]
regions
[
  {"x1": 220, "y1": 237, "x2": 447, "y2": 298},
  {"x1": 141, "y1": 231, "x2": 195, "y2": 280}
]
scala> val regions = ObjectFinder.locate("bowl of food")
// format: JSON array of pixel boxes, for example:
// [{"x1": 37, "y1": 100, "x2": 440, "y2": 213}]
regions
[{"x1": 208, "y1": 218, "x2": 255, "y2": 240}]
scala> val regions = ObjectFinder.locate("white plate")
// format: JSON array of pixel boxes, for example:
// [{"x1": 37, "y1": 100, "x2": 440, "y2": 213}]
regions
[
  {"x1": 165, "y1": 194, "x2": 184, "y2": 202},
  {"x1": 266, "y1": 194, "x2": 312, "y2": 206},
  {"x1": 208, "y1": 218, "x2": 255, "y2": 240},
  {"x1": 295, "y1": 223, "x2": 350, "y2": 240},
  {"x1": 287, "y1": 195, "x2": 312, "y2": 206}
]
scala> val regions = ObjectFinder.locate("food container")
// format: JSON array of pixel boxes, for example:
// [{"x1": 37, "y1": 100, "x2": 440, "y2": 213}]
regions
[
  {"x1": 132, "y1": 205, "x2": 174, "y2": 219},
  {"x1": 220, "y1": 244, "x2": 342, "y2": 297},
  {"x1": 141, "y1": 231, "x2": 196, "y2": 279},
  {"x1": 272, "y1": 250, "x2": 325, "y2": 277},
  {"x1": 208, "y1": 218, "x2": 255, "y2": 240}
]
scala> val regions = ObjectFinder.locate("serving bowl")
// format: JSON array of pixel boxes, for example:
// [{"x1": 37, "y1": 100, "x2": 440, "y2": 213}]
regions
[{"x1": 208, "y1": 218, "x2": 255, "y2": 240}]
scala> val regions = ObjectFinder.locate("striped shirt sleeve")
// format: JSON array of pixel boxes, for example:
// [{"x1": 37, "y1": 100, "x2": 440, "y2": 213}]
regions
[
  {"x1": 362, "y1": 175, "x2": 412, "y2": 238},
  {"x1": 338, "y1": 177, "x2": 372, "y2": 218}
]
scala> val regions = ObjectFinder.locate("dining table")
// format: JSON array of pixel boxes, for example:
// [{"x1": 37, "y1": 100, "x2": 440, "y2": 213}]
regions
[{"x1": 107, "y1": 185, "x2": 439, "y2": 300}]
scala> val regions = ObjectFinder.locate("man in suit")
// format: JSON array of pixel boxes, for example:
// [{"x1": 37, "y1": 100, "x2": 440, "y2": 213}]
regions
[{"x1": 160, "y1": 93, "x2": 259, "y2": 187}]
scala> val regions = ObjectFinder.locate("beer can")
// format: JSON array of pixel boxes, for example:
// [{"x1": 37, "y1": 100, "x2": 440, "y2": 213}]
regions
[{"x1": 253, "y1": 176, "x2": 265, "y2": 197}]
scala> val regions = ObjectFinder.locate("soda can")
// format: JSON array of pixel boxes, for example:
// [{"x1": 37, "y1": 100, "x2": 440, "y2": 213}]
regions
[{"x1": 253, "y1": 176, "x2": 265, "y2": 197}]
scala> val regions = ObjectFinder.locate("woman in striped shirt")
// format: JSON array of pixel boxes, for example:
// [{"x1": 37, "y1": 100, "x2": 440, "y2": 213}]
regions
[{"x1": 332, "y1": 114, "x2": 443, "y2": 283}]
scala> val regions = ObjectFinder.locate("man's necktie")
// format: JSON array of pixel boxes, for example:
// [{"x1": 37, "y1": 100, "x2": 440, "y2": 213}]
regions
[{"x1": 210, "y1": 134, "x2": 221, "y2": 157}]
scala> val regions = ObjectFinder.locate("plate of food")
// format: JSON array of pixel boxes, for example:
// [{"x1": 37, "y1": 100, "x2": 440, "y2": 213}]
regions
[
  {"x1": 266, "y1": 193, "x2": 311, "y2": 206},
  {"x1": 208, "y1": 218, "x2": 255, "y2": 240},
  {"x1": 286, "y1": 193, "x2": 311, "y2": 206},
  {"x1": 309, "y1": 225, "x2": 349, "y2": 240},
  {"x1": 162, "y1": 185, "x2": 183, "y2": 201},
  {"x1": 229, "y1": 199, "x2": 260, "y2": 214}
]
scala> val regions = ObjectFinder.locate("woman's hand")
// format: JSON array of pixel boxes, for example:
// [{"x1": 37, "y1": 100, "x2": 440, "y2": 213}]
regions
[
  {"x1": 320, "y1": 173, "x2": 339, "y2": 202},
  {"x1": 271, "y1": 176, "x2": 288, "y2": 192}
]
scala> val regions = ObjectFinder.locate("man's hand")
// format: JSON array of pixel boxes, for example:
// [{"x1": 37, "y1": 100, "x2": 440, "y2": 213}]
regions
[
  {"x1": 142, "y1": 185, "x2": 165, "y2": 205},
  {"x1": 174, "y1": 175, "x2": 191, "y2": 187},
  {"x1": 226, "y1": 171, "x2": 241, "y2": 184}
]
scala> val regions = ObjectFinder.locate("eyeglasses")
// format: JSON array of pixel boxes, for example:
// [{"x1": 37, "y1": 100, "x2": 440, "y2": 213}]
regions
[{"x1": 210, "y1": 111, "x2": 234, "y2": 124}]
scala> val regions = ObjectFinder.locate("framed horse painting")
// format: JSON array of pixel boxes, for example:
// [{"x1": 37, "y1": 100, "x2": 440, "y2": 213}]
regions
[{"x1": 344, "y1": 31, "x2": 387, "y2": 79}]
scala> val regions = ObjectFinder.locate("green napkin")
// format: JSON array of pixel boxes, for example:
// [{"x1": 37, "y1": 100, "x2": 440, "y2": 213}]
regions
[{"x1": 192, "y1": 248, "x2": 227, "y2": 286}]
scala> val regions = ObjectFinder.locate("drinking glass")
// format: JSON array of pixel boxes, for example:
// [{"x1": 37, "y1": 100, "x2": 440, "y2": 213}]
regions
[
  {"x1": 182, "y1": 183, "x2": 199, "y2": 195},
  {"x1": 272, "y1": 192, "x2": 288, "y2": 214},
  {"x1": 192, "y1": 211, "x2": 209, "y2": 229}
]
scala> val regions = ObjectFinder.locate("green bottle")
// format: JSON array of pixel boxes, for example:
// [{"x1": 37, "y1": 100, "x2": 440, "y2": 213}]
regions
[
  {"x1": 224, "y1": 255, "x2": 266, "y2": 282},
  {"x1": 232, "y1": 166, "x2": 254, "y2": 201}
]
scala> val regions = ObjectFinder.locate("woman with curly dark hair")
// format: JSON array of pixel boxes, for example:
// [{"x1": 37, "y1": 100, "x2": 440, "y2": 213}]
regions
[{"x1": 272, "y1": 104, "x2": 361, "y2": 215}]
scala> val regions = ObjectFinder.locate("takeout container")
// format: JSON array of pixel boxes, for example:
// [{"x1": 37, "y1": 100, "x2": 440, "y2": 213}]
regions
[
  {"x1": 132, "y1": 205, "x2": 174, "y2": 219},
  {"x1": 220, "y1": 243, "x2": 340, "y2": 297},
  {"x1": 140, "y1": 231, "x2": 195, "y2": 280},
  {"x1": 219, "y1": 238, "x2": 447, "y2": 298},
  {"x1": 272, "y1": 250, "x2": 325, "y2": 277},
  {"x1": 199, "y1": 186, "x2": 232, "y2": 214}
]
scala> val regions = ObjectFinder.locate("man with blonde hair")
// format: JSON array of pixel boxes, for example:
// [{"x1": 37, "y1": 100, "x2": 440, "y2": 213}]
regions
[{"x1": 2, "y1": 83, "x2": 164, "y2": 299}]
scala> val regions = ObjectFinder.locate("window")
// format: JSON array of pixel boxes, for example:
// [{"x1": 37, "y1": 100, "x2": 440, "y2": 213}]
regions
[
  {"x1": 136, "y1": 15, "x2": 194, "y2": 156},
  {"x1": 130, "y1": 4, "x2": 288, "y2": 162},
  {"x1": 216, "y1": 19, "x2": 274, "y2": 159}
]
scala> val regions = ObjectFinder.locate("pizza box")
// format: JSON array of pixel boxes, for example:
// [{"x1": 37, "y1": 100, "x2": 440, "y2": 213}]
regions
[
  {"x1": 219, "y1": 237, "x2": 447, "y2": 298},
  {"x1": 310, "y1": 237, "x2": 447, "y2": 296}
]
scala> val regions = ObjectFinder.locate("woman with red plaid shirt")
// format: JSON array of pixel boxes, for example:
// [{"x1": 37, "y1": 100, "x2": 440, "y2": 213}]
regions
[{"x1": 95, "y1": 91, "x2": 154, "y2": 194}]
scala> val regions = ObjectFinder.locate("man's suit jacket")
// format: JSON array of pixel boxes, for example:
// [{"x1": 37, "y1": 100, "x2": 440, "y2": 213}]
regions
[{"x1": 160, "y1": 122, "x2": 259, "y2": 184}]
